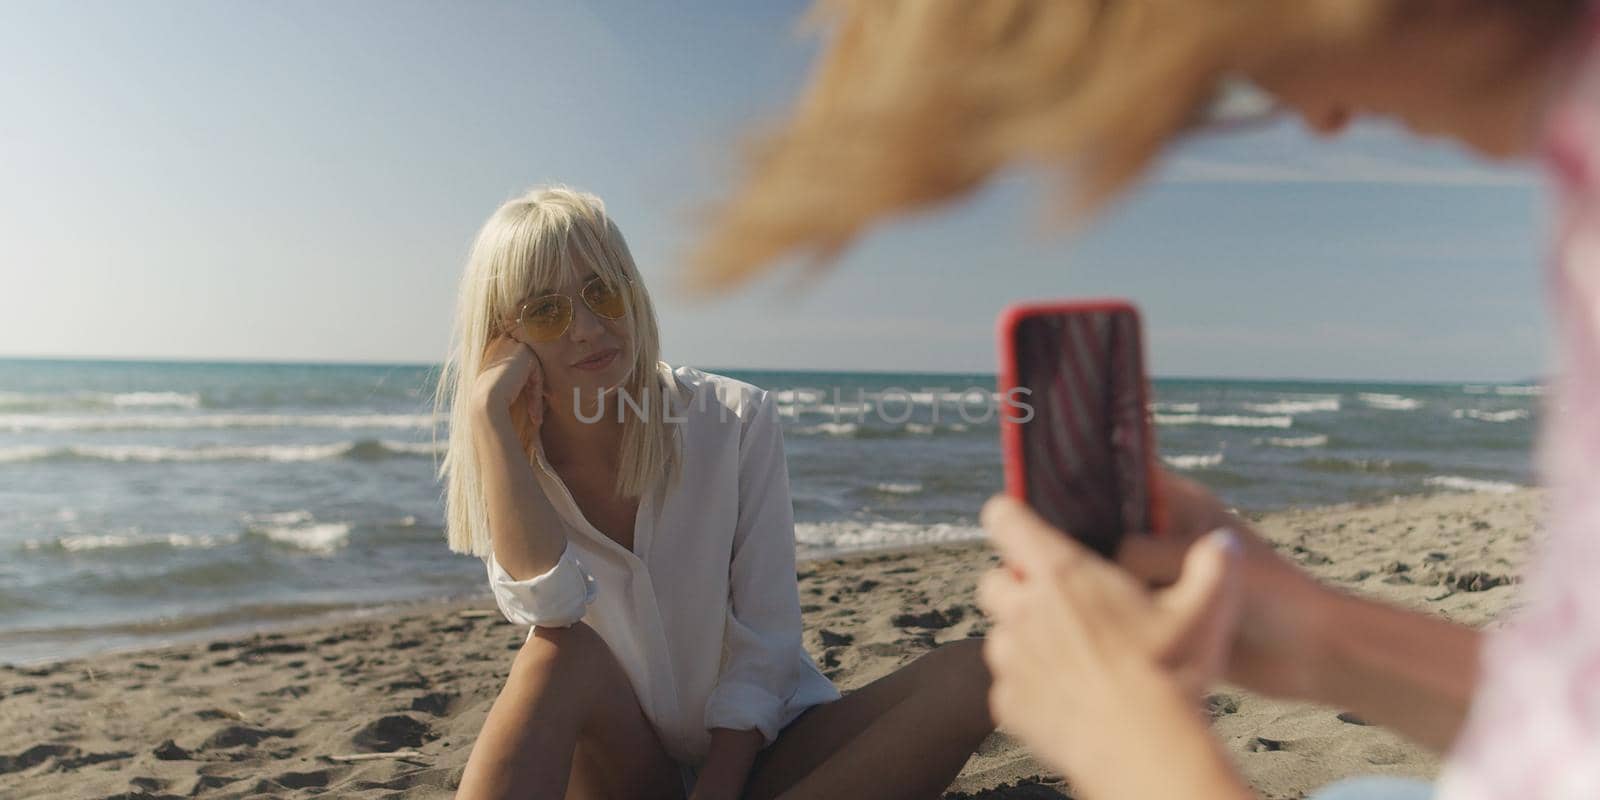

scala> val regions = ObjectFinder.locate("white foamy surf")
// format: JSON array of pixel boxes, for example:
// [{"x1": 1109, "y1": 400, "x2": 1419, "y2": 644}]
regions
[
  {"x1": 1154, "y1": 413, "x2": 1293, "y2": 429},
  {"x1": 1453, "y1": 409, "x2": 1529, "y2": 423},
  {"x1": 1163, "y1": 453, "x2": 1225, "y2": 470},
  {"x1": 244, "y1": 511, "x2": 351, "y2": 554},
  {"x1": 1424, "y1": 476, "x2": 1521, "y2": 494},
  {"x1": 0, "y1": 413, "x2": 439, "y2": 433},
  {"x1": 1243, "y1": 397, "x2": 1340, "y2": 415},
  {"x1": 1358, "y1": 393, "x2": 1422, "y2": 411},
  {"x1": 1262, "y1": 435, "x2": 1329, "y2": 448},
  {"x1": 795, "y1": 520, "x2": 986, "y2": 554}
]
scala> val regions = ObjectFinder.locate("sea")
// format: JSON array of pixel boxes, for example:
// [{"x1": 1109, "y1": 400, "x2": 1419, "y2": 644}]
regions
[{"x1": 0, "y1": 358, "x2": 1541, "y2": 664}]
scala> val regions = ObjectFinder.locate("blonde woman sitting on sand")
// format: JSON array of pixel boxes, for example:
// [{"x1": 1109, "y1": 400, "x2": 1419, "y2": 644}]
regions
[
  {"x1": 694, "y1": 1, "x2": 1600, "y2": 799},
  {"x1": 434, "y1": 186, "x2": 993, "y2": 800}
]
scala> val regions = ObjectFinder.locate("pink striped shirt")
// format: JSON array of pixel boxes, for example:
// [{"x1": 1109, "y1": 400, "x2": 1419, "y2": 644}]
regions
[{"x1": 1436, "y1": 11, "x2": 1600, "y2": 798}]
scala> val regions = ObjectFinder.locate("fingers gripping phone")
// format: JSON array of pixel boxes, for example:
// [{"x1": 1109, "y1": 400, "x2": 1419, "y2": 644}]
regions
[{"x1": 997, "y1": 300, "x2": 1161, "y2": 558}]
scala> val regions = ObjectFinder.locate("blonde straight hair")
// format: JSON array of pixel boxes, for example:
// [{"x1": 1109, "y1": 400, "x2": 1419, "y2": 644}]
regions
[
  {"x1": 688, "y1": 0, "x2": 1576, "y2": 289},
  {"x1": 436, "y1": 186, "x2": 680, "y2": 557}
]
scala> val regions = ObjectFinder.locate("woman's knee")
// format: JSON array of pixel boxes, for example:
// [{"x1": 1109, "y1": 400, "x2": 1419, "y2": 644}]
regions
[
  {"x1": 916, "y1": 639, "x2": 992, "y2": 711},
  {"x1": 929, "y1": 638, "x2": 990, "y2": 685},
  {"x1": 511, "y1": 621, "x2": 612, "y2": 689}
]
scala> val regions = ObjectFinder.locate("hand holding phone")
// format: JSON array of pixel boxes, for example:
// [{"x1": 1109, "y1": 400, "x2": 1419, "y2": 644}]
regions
[{"x1": 997, "y1": 300, "x2": 1160, "y2": 557}]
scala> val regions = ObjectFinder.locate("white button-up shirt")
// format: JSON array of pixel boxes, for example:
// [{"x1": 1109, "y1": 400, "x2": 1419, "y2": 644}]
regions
[{"x1": 484, "y1": 364, "x2": 841, "y2": 765}]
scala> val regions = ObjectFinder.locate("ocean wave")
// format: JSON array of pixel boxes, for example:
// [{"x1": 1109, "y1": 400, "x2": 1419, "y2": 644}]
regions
[
  {"x1": 23, "y1": 512, "x2": 355, "y2": 555},
  {"x1": 246, "y1": 510, "x2": 315, "y2": 526},
  {"x1": 1261, "y1": 435, "x2": 1329, "y2": 448},
  {"x1": 1297, "y1": 457, "x2": 1434, "y2": 475},
  {"x1": 0, "y1": 446, "x2": 53, "y2": 463},
  {"x1": 1424, "y1": 475, "x2": 1522, "y2": 494},
  {"x1": 257, "y1": 523, "x2": 350, "y2": 553},
  {"x1": 0, "y1": 600, "x2": 370, "y2": 643},
  {"x1": 1358, "y1": 393, "x2": 1422, "y2": 411},
  {"x1": 778, "y1": 390, "x2": 1001, "y2": 413},
  {"x1": 1242, "y1": 397, "x2": 1340, "y2": 415},
  {"x1": 0, "y1": 439, "x2": 445, "y2": 464},
  {"x1": 773, "y1": 389, "x2": 826, "y2": 405},
  {"x1": 23, "y1": 531, "x2": 241, "y2": 553},
  {"x1": 243, "y1": 511, "x2": 350, "y2": 554},
  {"x1": 842, "y1": 390, "x2": 1003, "y2": 408},
  {"x1": 113, "y1": 391, "x2": 202, "y2": 408},
  {"x1": 1163, "y1": 453, "x2": 1225, "y2": 470},
  {"x1": 788, "y1": 421, "x2": 983, "y2": 439},
  {"x1": 0, "y1": 390, "x2": 201, "y2": 412},
  {"x1": 872, "y1": 481, "x2": 924, "y2": 495},
  {"x1": 0, "y1": 412, "x2": 438, "y2": 433},
  {"x1": 791, "y1": 422, "x2": 860, "y2": 437},
  {"x1": 1154, "y1": 413, "x2": 1293, "y2": 429},
  {"x1": 1149, "y1": 402, "x2": 1200, "y2": 413},
  {"x1": 1453, "y1": 409, "x2": 1530, "y2": 423},
  {"x1": 65, "y1": 560, "x2": 274, "y2": 600},
  {"x1": 810, "y1": 402, "x2": 873, "y2": 417},
  {"x1": 795, "y1": 520, "x2": 985, "y2": 553}
]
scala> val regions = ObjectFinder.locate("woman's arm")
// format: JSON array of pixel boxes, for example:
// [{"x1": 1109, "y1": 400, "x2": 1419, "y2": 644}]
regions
[
  {"x1": 1295, "y1": 586, "x2": 1482, "y2": 752},
  {"x1": 471, "y1": 336, "x2": 567, "y2": 580},
  {"x1": 1058, "y1": 663, "x2": 1252, "y2": 800},
  {"x1": 1124, "y1": 471, "x2": 1483, "y2": 752},
  {"x1": 472, "y1": 405, "x2": 567, "y2": 579}
]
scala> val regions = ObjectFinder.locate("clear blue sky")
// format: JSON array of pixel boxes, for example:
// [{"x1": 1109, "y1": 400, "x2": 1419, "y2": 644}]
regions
[{"x1": 0, "y1": 1, "x2": 1551, "y2": 382}]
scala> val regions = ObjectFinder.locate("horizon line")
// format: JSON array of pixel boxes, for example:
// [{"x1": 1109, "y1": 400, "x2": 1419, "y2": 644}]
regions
[{"x1": 0, "y1": 353, "x2": 1543, "y2": 387}]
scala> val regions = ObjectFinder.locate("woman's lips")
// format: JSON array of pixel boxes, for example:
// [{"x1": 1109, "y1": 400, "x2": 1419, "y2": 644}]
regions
[{"x1": 571, "y1": 348, "x2": 619, "y2": 370}]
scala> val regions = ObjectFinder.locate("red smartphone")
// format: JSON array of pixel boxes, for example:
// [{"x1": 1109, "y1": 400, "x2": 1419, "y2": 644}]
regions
[{"x1": 996, "y1": 300, "x2": 1162, "y2": 557}]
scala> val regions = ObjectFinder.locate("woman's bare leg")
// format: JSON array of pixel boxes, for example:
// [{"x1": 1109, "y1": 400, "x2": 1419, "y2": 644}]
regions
[
  {"x1": 742, "y1": 638, "x2": 995, "y2": 800},
  {"x1": 457, "y1": 622, "x2": 685, "y2": 800}
]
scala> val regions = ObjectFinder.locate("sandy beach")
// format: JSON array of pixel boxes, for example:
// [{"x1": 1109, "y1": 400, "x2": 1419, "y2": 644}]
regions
[{"x1": 0, "y1": 488, "x2": 1543, "y2": 799}]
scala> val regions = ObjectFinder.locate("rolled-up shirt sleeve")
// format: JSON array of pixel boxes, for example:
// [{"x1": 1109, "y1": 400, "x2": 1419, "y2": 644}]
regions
[
  {"x1": 486, "y1": 543, "x2": 598, "y2": 629},
  {"x1": 704, "y1": 392, "x2": 805, "y2": 745}
]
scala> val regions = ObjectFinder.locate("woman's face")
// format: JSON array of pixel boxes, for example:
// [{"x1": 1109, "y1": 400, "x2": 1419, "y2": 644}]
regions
[
  {"x1": 1246, "y1": 12, "x2": 1563, "y2": 158},
  {"x1": 512, "y1": 268, "x2": 635, "y2": 413}
]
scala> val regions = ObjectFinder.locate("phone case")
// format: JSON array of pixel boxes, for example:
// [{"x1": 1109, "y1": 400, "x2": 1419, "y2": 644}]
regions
[{"x1": 996, "y1": 299, "x2": 1165, "y2": 539}]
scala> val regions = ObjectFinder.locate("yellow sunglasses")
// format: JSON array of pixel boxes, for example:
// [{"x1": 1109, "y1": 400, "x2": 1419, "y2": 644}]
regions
[{"x1": 514, "y1": 276, "x2": 629, "y2": 343}]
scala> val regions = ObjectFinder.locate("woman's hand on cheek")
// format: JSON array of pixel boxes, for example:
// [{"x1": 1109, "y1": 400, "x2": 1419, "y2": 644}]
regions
[
  {"x1": 975, "y1": 495, "x2": 1243, "y2": 770},
  {"x1": 511, "y1": 347, "x2": 546, "y2": 452}
]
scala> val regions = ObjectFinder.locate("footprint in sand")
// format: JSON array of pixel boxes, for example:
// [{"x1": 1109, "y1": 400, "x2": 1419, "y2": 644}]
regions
[
  {"x1": 892, "y1": 605, "x2": 967, "y2": 629},
  {"x1": 817, "y1": 628, "x2": 854, "y2": 647},
  {"x1": 410, "y1": 691, "x2": 457, "y2": 716},
  {"x1": 1207, "y1": 694, "x2": 1241, "y2": 717},
  {"x1": 1246, "y1": 736, "x2": 1288, "y2": 752},
  {"x1": 351, "y1": 714, "x2": 436, "y2": 752},
  {"x1": 0, "y1": 743, "x2": 133, "y2": 774},
  {"x1": 200, "y1": 724, "x2": 296, "y2": 750},
  {"x1": 256, "y1": 768, "x2": 332, "y2": 791}
]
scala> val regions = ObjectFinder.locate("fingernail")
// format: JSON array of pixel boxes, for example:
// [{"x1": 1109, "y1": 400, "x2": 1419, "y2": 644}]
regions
[{"x1": 1208, "y1": 527, "x2": 1241, "y2": 555}]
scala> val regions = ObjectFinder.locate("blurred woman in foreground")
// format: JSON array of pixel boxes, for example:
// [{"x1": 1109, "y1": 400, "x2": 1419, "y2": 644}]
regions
[{"x1": 694, "y1": 2, "x2": 1598, "y2": 798}]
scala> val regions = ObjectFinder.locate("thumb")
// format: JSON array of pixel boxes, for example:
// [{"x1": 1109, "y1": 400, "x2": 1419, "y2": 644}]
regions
[{"x1": 1156, "y1": 528, "x2": 1242, "y2": 645}]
